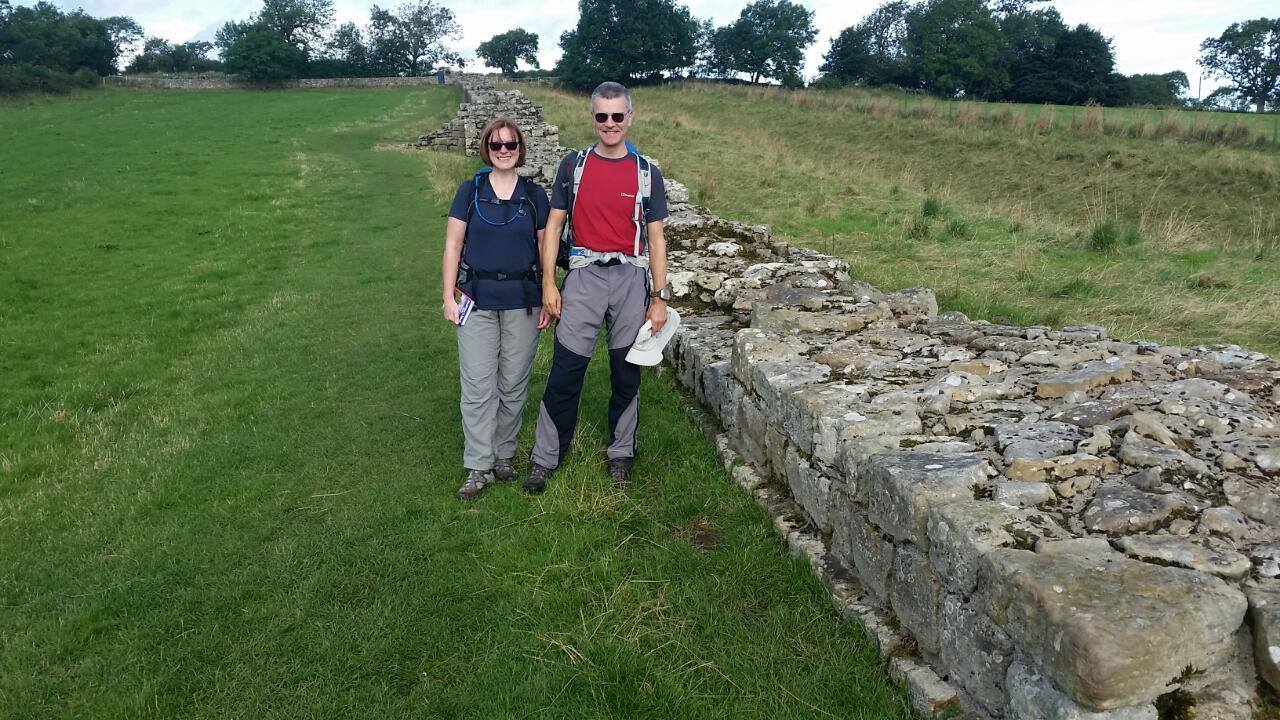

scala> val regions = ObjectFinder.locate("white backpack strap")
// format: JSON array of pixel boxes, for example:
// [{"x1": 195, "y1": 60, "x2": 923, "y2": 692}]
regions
[
  {"x1": 570, "y1": 146, "x2": 590, "y2": 218},
  {"x1": 632, "y1": 153, "x2": 654, "y2": 256}
]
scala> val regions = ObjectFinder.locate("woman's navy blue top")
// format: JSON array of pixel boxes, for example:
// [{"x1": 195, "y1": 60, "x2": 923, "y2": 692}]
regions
[{"x1": 448, "y1": 175, "x2": 549, "y2": 310}]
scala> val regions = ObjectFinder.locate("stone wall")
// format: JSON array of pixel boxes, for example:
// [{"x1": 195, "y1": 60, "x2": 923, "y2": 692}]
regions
[
  {"x1": 412, "y1": 76, "x2": 564, "y2": 187},
  {"x1": 423, "y1": 78, "x2": 1280, "y2": 720},
  {"x1": 106, "y1": 74, "x2": 456, "y2": 90}
]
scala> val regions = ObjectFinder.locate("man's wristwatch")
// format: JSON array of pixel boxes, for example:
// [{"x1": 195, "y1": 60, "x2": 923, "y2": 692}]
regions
[{"x1": 650, "y1": 286, "x2": 671, "y2": 302}]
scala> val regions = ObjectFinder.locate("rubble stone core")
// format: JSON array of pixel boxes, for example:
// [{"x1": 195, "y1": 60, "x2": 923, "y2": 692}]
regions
[{"x1": 420, "y1": 77, "x2": 1280, "y2": 720}]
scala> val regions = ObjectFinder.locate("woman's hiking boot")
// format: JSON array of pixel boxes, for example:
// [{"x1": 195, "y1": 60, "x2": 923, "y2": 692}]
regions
[
  {"x1": 456, "y1": 469, "x2": 493, "y2": 501},
  {"x1": 492, "y1": 458, "x2": 517, "y2": 483},
  {"x1": 522, "y1": 463, "x2": 551, "y2": 494}
]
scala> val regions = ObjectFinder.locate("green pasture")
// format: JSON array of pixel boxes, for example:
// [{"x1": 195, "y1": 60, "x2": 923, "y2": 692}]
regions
[
  {"x1": 0, "y1": 87, "x2": 910, "y2": 718},
  {"x1": 526, "y1": 82, "x2": 1280, "y2": 354}
]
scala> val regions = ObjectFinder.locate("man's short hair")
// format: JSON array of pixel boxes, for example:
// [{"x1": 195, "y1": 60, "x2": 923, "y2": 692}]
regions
[{"x1": 590, "y1": 81, "x2": 632, "y2": 112}]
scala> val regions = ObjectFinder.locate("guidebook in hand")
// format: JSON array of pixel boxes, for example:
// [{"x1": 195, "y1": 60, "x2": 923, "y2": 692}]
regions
[{"x1": 455, "y1": 292, "x2": 475, "y2": 326}]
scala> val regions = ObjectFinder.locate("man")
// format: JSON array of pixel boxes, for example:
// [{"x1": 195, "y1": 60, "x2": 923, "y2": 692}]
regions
[{"x1": 524, "y1": 81, "x2": 671, "y2": 492}]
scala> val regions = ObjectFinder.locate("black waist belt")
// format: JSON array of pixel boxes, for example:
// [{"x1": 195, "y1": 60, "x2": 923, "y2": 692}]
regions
[
  {"x1": 467, "y1": 268, "x2": 539, "y2": 282},
  {"x1": 593, "y1": 258, "x2": 624, "y2": 267}
]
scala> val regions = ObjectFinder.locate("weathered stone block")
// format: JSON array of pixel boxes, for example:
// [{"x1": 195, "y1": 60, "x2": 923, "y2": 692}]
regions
[
  {"x1": 1082, "y1": 484, "x2": 1187, "y2": 534},
  {"x1": 865, "y1": 452, "x2": 989, "y2": 547},
  {"x1": 777, "y1": 382, "x2": 870, "y2": 459},
  {"x1": 890, "y1": 543, "x2": 944, "y2": 657},
  {"x1": 751, "y1": 302, "x2": 883, "y2": 334},
  {"x1": 1005, "y1": 661, "x2": 1156, "y2": 720},
  {"x1": 979, "y1": 549, "x2": 1248, "y2": 710},
  {"x1": 752, "y1": 358, "x2": 830, "y2": 425},
  {"x1": 929, "y1": 500, "x2": 1017, "y2": 595},
  {"x1": 830, "y1": 497, "x2": 895, "y2": 602},
  {"x1": 1035, "y1": 360, "x2": 1133, "y2": 399},
  {"x1": 731, "y1": 328, "x2": 801, "y2": 392},
  {"x1": 783, "y1": 444, "x2": 832, "y2": 531},
  {"x1": 729, "y1": 394, "x2": 769, "y2": 469},
  {"x1": 940, "y1": 593, "x2": 1014, "y2": 716},
  {"x1": 1246, "y1": 582, "x2": 1280, "y2": 692},
  {"x1": 1118, "y1": 534, "x2": 1252, "y2": 580}
]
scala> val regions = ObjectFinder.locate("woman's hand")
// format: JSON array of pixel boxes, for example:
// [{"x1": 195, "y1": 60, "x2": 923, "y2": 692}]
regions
[
  {"x1": 537, "y1": 307, "x2": 551, "y2": 329},
  {"x1": 442, "y1": 296, "x2": 460, "y2": 324},
  {"x1": 543, "y1": 286, "x2": 562, "y2": 320}
]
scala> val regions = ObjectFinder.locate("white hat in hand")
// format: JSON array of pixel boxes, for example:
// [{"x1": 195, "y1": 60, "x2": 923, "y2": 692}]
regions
[{"x1": 625, "y1": 307, "x2": 681, "y2": 366}]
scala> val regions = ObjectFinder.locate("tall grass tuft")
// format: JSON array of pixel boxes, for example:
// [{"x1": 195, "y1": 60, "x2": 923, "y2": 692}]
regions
[
  {"x1": 1073, "y1": 103, "x2": 1104, "y2": 134},
  {"x1": 1034, "y1": 105, "x2": 1056, "y2": 134},
  {"x1": 906, "y1": 215, "x2": 933, "y2": 241},
  {"x1": 955, "y1": 102, "x2": 981, "y2": 126},
  {"x1": 945, "y1": 217, "x2": 975, "y2": 241},
  {"x1": 1089, "y1": 219, "x2": 1141, "y2": 253},
  {"x1": 921, "y1": 196, "x2": 944, "y2": 217}
]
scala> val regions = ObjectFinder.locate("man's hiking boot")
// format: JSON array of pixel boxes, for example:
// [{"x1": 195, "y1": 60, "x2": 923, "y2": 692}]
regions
[
  {"x1": 492, "y1": 458, "x2": 517, "y2": 483},
  {"x1": 607, "y1": 458, "x2": 632, "y2": 489},
  {"x1": 522, "y1": 463, "x2": 551, "y2": 494},
  {"x1": 456, "y1": 469, "x2": 493, "y2": 501}
]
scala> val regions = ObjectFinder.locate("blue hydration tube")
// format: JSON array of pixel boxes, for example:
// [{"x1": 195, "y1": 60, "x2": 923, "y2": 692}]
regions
[{"x1": 471, "y1": 167, "x2": 528, "y2": 227}]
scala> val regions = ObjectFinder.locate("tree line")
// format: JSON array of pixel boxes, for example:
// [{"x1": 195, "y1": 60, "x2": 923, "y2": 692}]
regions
[{"x1": 2, "y1": 0, "x2": 1276, "y2": 112}]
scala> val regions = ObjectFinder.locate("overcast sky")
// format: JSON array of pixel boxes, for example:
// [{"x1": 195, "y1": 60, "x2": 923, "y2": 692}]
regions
[{"x1": 35, "y1": 0, "x2": 1279, "y2": 95}]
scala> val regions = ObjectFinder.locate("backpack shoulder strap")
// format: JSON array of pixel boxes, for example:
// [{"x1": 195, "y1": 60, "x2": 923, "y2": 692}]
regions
[
  {"x1": 632, "y1": 152, "x2": 654, "y2": 255},
  {"x1": 570, "y1": 146, "x2": 591, "y2": 209}
]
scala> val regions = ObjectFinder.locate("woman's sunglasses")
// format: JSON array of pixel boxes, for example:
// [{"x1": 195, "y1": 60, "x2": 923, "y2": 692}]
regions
[
  {"x1": 593, "y1": 112, "x2": 627, "y2": 123},
  {"x1": 487, "y1": 140, "x2": 520, "y2": 151}
]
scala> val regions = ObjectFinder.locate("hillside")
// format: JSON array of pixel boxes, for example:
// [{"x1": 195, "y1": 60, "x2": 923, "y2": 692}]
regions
[{"x1": 522, "y1": 82, "x2": 1280, "y2": 354}]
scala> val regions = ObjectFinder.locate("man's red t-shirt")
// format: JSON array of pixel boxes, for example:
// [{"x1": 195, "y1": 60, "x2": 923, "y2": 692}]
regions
[{"x1": 550, "y1": 150, "x2": 669, "y2": 254}]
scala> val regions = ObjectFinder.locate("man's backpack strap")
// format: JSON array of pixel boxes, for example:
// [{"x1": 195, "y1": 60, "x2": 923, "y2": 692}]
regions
[
  {"x1": 632, "y1": 153, "x2": 653, "y2": 256},
  {"x1": 557, "y1": 147, "x2": 592, "y2": 269}
]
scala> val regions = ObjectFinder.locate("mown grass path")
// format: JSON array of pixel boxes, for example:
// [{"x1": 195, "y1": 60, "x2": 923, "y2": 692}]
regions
[{"x1": 0, "y1": 87, "x2": 910, "y2": 719}]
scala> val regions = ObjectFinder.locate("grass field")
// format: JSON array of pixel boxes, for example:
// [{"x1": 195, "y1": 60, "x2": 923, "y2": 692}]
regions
[
  {"x1": 0, "y1": 87, "x2": 912, "y2": 718},
  {"x1": 524, "y1": 82, "x2": 1280, "y2": 354}
]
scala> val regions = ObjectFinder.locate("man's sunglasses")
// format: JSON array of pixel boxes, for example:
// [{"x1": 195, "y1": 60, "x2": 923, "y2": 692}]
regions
[
  {"x1": 593, "y1": 112, "x2": 627, "y2": 123},
  {"x1": 487, "y1": 140, "x2": 520, "y2": 151}
]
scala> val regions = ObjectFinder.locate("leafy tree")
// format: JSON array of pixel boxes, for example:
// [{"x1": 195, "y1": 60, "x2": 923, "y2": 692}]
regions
[
  {"x1": 706, "y1": 0, "x2": 816, "y2": 84},
  {"x1": 819, "y1": 0, "x2": 912, "y2": 87},
  {"x1": 905, "y1": 0, "x2": 1006, "y2": 98},
  {"x1": 221, "y1": 22, "x2": 305, "y2": 79},
  {"x1": 102, "y1": 16, "x2": 144, "y2": 64},
  {"x1": 1, "y1": 1, "x2": 139, "y2": 83},
  {"x1": 257, "y1": 0, "x2": 334, "y2": 55},
  {"x1": 476, "y1": 28, "x2": 538, "y2": 75},
  {"x1": 1126, "y1": 71, "x2": 1189, "y2": 107},
  {"x1": 366, "y1": 1, "x2": 462, "y2": 76},
  {"x1": 1050, "y1": 23, "x2": 1114, "y2": 103},
  {"x1": 315, "y1": 22, "x2": 371, "y2": 76},
  {"x1": 1199, "y1": 18, "x2": 1280, "y2": 113},
  {"x1": 555, "y1": 0, "x2": 699, "y2": 89},
  {"x1": 126, "y1": 38, "x2": 221, "y2": 74}
]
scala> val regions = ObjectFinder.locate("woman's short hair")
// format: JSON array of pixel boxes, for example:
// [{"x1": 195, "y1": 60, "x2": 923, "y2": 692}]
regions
[{"x1": 478, "y1": 117, "x2": 526, "y2": 167}]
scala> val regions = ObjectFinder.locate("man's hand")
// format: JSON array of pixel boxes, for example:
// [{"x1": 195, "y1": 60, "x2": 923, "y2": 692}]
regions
[
  {"x1": 543, "y1": 286, "x2": 562, "y2": 319},
  {"x1": 646, "y1": 299, "x2": 667, "y2": 332}
]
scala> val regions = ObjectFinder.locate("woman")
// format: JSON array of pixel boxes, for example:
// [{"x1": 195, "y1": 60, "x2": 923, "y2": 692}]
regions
[{"x1": 442, "y1": 118, "x2": 551, "y2": 501}]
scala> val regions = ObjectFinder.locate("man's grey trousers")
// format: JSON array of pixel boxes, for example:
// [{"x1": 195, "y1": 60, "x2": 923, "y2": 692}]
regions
[
  {"x1": 531, "y1": 263, "x2": 647, "y2": 470},
  {"x1": 456, "y1": 308, "x2": 541, "y2": 471}
]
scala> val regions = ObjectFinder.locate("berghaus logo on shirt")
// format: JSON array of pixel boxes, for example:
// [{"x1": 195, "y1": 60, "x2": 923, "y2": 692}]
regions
[{"x1": 620, "y1": 192, "x2": 635, "y2": 198}]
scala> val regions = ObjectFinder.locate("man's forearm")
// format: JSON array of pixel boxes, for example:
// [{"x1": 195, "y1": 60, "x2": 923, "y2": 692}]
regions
[
  {"x1": 647, "y1": 221, "x2": 667, "y2": 291},
  {"x1": 543, "y1": 211, "x2": 566, "y2": 287}
]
